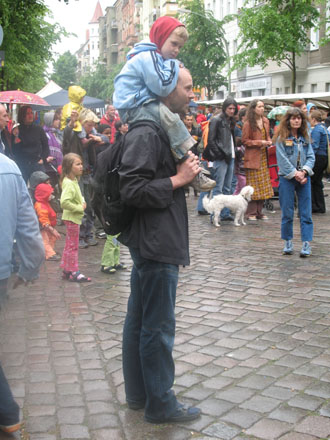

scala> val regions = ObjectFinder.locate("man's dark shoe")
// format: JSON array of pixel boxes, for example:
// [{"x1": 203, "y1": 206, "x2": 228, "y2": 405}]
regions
[
  {"x1": 86, "y1": 237, "x2": 98, "y2": 246},
  {"x1": 145, "y1": 405, "x2": 201, "y2": 424},
  {"x1": 79, "y1": 239, "x2": 88, "y2": 249},
  {"x1": 221, "y1": 215, "x2": 234, "y2": 221},
  {"x1": 127, "y1": 400, "x2": 145, "y2": 410},
  {"x1": 198, "y1": 210, "x2": 209, "y2": 216}
]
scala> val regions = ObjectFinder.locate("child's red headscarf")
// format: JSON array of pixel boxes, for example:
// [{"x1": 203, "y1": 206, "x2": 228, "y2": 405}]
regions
[{"x1": 149, "y1": 16, "x2": 185, "y2": 51}]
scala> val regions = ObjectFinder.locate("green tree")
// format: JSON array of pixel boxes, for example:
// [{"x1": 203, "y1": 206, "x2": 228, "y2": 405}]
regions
[
  {"x1": 51, "y1": 51, "x2": 77, "y2": 88},
  {"x1": 177, "y1": 0, "x2": 228, "y2": 99},
  {"x1": 79, "y1": 61, "x2": 124, "y2": 101},
  {"x1": 233, "y1": 0, "x2": 329, "y2": 93},
  {"x1": 0, "y1": 0, "x2": 67, "y2": 91}
]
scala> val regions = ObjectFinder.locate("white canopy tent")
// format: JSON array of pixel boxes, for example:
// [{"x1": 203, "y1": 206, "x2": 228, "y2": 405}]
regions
[{"x1": 36, "y1": 80, "x2": 62, "y2": 98}]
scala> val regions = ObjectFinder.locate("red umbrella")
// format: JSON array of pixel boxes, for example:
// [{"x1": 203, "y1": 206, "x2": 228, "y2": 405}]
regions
[{"x1": 0, "y1": 90, "x2": 49, "y2": 106}]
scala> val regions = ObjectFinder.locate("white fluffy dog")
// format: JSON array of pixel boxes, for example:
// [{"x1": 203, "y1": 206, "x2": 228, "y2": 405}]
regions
[{"x1": 202, "y1": 185, "x2": 254, "y2": 227}]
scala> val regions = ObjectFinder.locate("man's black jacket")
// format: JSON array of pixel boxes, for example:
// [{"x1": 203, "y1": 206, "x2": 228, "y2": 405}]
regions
[
  {"x1": 118, "y1": 123, "x2": 190, "y2": 266},
  {"x1": 207, "y1": 113, "x2": 236, "y2": 163}
]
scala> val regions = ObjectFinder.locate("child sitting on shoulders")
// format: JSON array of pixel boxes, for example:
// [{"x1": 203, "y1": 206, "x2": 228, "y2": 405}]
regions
[{"x1": 113, "y1": 15, "x2": 215, "y2": 192}]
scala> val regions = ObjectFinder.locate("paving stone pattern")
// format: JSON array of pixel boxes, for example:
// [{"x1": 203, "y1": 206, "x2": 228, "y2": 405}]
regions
[{"x1": 1, "y1": 186, "x2": 330, "y2": 440}]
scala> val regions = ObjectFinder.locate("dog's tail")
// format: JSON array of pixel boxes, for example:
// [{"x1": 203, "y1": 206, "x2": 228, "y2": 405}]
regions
[{"x1": 202, "y1": 195, "x2": 212, "y2": 213}]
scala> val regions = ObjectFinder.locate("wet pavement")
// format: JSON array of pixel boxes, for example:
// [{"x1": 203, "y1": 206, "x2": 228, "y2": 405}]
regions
[{"x1": 1, "y1": 182, "x2": 330, "y2": 440}]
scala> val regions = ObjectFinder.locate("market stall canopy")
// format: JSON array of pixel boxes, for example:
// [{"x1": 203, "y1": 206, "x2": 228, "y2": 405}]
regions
[
  {"x1": 197, "y1": 91, "x2": 330, "y2": 110},
  {"x1": 40, "y1": 89, "x2": 105, "y2": 109},
  {"x1": 36, "y1": 80, "x2": 62, "y2": 98}
]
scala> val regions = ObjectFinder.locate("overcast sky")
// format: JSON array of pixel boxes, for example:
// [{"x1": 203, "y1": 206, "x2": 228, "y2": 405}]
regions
[{"x1": 45, "y1": 0, "x2": 111, "y2": 57}]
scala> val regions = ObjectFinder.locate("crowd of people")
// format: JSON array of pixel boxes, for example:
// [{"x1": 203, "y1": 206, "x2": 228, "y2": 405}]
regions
[{"x1": 0, "y1": 13, "x2": 330, "y2": 434}]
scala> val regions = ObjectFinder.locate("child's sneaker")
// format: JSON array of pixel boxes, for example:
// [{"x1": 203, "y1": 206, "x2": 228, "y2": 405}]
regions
[
  {"x1": 190, "y1": 171, "x2": 216, "y2": 192},
  {"x1": 300, "y1": 241, "x2": 311, "y2": 258}
]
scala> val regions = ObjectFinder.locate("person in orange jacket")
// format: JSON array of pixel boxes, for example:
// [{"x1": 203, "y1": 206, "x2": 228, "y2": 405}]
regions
[{"x1": 34, "y1": 183, "x2": 61, "y2": 261}]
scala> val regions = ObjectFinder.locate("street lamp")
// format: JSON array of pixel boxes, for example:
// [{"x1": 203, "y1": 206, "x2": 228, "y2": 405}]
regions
[{"x1": 177, "y1": 7, "x2": 231, "y2": 96}]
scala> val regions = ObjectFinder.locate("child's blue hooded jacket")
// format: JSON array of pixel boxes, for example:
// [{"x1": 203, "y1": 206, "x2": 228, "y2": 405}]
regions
[{"x1": 113, "y1": 41, "x2": 179, "y2": 110}]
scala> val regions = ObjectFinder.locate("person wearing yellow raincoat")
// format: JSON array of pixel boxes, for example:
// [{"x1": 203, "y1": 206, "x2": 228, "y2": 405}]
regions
[{"x1": 60, "y1": 86, "x2": 86, "y2": 131}]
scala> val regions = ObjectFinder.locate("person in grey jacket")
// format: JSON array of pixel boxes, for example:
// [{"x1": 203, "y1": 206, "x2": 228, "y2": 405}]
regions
[{"x1": 0, "y1": 153, "x2": 44, "y2": 434}]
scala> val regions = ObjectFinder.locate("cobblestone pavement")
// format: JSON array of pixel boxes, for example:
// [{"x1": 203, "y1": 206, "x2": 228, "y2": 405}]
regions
[{"x1": 1, "y1": 183, "x2": 330, "y2": 440}]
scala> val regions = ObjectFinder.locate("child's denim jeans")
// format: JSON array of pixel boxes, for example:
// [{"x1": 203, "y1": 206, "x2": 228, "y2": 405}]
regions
[{"x1": 119, "y1": 101, "x2": 195, "y2": 162}]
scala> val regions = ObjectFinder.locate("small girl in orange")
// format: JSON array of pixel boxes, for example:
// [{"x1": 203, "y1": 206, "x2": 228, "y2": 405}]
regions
[{"x1": 34, "y1": 183, "x2": 61, "y2": 261}]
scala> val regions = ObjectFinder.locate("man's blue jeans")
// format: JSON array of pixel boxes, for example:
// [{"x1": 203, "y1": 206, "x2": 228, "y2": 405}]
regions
[
  {"x1": 122, "y1": 248, "x2": 179, "y2": 421},
  {"x1": 279, "y1": 176, "x2": 313, "y2": 242},
  {"x1": 0, "y1": 364, "x2": 20, "y2": 426},
  {"x1": 213, "y1": 158, "x2": 234, "y2": 218}
]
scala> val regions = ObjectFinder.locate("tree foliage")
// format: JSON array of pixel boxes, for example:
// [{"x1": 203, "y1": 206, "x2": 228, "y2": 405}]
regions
[
  {"x1": 51, "y1": 51, "x2": 77, "y2": 89},
  {"x1": 79, "y1": 62, "x2": 125, "y2": 102},
  {"x1": 177, "y1": 0, "x2": 228, "y2": 99},
  {"x1": 233, "y1": 0, "x2": 327, "y2": 92},
  {"x1": 0, "y1": 0, "x2": 67, "y2": 91}
]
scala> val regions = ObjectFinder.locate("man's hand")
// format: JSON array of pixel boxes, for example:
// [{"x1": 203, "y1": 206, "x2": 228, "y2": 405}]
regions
[
  {"x1": 170, "y1": 151, "x2": 200, "y2": 189},
  {"x1": 88, "y1": 134, "x2": 103, "y2": 143}
]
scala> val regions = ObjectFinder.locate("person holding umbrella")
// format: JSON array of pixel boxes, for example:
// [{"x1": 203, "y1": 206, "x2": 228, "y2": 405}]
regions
[{"x1": 12, "y1": 106, "x2": 53, "y2": 183}]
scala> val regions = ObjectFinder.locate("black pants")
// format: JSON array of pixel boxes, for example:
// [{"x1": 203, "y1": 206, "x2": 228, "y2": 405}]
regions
[{"x1": 311, "y1": 155, "x2": 328, "y2": 213}]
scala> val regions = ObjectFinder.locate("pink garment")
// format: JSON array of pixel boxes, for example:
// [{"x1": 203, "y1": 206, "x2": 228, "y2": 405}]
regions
[
  {"x1": 61, "y1": 221, "x2": 79, "y2": 272},
  {"x1": 233, "y1": 174, "x2": 246, "y2": 195}
]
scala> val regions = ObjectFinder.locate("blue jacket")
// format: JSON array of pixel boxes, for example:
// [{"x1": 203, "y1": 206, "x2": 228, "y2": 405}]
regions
[
  {"x1": 113, "y1": 41, "x2": 179, "y2": 109},
  {"x1": 276, "y1": 134, "x2": 315, "y2": 180},
  {"x1": 311, "y1": 123, "x2": 328, "y2": 157},
  {"x1": 0, "y1": 154, "x2": 44, "y2": 281}
]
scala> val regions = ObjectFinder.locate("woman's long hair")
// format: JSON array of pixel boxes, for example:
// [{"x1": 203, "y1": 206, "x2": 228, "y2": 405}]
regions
[
  {"x1": 245, "y1": 99, "x2": 264, "y2": 132},
  {"x1": 17, "y1": 105, "x2": 32, "y2": 125},
  {"x1": 60, "y1": 153, "x2": 82, "y2": 187},
  {"x1": 273, "y1": 107, "x2": 310, "y2": 143}
]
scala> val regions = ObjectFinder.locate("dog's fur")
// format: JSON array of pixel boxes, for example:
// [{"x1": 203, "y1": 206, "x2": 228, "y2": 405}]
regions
[{"x1": 202, "y1": 185, "x2": 254, "y2": 227}]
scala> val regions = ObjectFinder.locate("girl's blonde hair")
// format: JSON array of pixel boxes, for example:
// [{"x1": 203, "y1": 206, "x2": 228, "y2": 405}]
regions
[
  {"x1": 79, "y1": 108, "x2": 99, "y2": 124},
  {"x1": 60, "y1": 153, "x2": 82, "y2": 187}
]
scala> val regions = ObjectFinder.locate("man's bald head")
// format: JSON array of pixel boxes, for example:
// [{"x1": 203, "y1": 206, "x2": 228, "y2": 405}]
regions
[
  {"x1": 161, "y1": 68, "x2": 195, "y2": 116},
  {"x1": 0, "y1": 104, "x2": 9, "y2": 132}
]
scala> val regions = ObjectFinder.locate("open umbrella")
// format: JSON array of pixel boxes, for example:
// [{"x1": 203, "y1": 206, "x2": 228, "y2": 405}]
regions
[
  {"x1": 0, "y1": 90, "x2": 49, "y2": 106},
  {"x1": 267, "y1": 105, "x2": 290, "y2": 119}
]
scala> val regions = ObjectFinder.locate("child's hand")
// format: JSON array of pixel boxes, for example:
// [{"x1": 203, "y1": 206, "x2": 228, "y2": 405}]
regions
[
  {"x1": 83, "y1": 202, "x2": 87, "y2": 210},
  {"x1": 53, "y1": 229, "x2": 61, "y2": 239}
]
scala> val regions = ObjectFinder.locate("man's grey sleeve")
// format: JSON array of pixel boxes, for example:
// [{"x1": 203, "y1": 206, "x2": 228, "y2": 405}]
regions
[{"x1": 15, "y1": 179, "x2": 45, "y2": 281}]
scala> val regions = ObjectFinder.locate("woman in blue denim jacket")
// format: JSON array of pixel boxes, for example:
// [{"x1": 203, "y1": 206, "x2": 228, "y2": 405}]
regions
[
  {"x1": 274, "y1": 107, "x2": 315, "y2": 257},
  {"x1": 310, "y1": 110, "x2": 329, "y2": 214}
]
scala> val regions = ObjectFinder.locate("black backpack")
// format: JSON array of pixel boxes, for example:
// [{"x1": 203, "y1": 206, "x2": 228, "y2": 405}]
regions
[{"x1": 92, "y1": 120, "x2": 166, "y2": 236}]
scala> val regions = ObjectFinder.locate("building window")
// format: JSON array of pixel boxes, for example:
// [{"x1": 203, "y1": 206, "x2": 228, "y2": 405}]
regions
[
  {"x1": 233, "y1": 39, "x2": 237, "y2": 55},
  {"x1": 285, "y1": 86, "x2": 290, "y2": 94},
  {"x1": 227, "y1": 1, "x2": 231, "y2": 14},
  {"x1": 311, "y1": 83, "x2": 317, "y2": 93},
  {"x1": 326, "y1": 83, "x2": 330, "y2": 92},
  {"x1": 242, "y1": 90, "x2": 252, "y2": 97},
  {"x1": 258, "y1": 89, "x2": 265, "y2": 96},
  {"x1": 298, "y1": 85, "x2": 303, "y2": 93},
  {"x1": 276, "y1": 87, "x2": 280, "y2": 94},
  {"x1": 310, "y1": 9, "x2": 320, "y2": 50}
]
